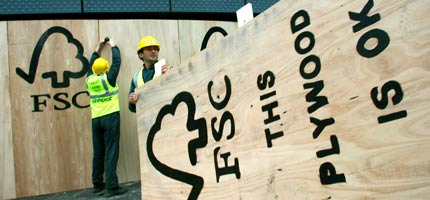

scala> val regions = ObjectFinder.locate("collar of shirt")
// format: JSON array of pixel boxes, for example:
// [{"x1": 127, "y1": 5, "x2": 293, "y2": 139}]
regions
[{"x1": 143, "y1": 62, "x2": 156, "y2": 71}]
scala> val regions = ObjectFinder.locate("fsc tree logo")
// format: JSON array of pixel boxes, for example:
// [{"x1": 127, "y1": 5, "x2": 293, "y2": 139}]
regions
[{"x1": 15, "y1": 26, "x2": 90, "y2": 112}]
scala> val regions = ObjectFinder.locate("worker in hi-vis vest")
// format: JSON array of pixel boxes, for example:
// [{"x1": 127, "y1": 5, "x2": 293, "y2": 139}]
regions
[
  {"x1": 128, "y1": 35, "x2": 172, "y2": 113},
  {"x1": 85, "y1": 38, "x2": 127, "y2": 197}
]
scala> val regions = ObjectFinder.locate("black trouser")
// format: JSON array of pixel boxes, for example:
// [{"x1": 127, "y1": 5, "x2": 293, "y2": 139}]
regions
[{"x1": 91, "y1": 111, "x2": 120, "y2": 190}]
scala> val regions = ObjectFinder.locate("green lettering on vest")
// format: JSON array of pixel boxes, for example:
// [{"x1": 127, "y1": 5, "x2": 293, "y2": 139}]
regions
[{"x1": 91, "y1": 96, "x2": 113, "y2": 104}]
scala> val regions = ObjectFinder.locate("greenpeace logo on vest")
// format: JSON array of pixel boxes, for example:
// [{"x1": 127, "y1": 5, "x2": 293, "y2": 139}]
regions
[
  {"x1": 91, "y1": 96, "x2": 113, "y2": 104},
  {"x1": 15, "y1": 26, "x2": 90, "y2": 112}
]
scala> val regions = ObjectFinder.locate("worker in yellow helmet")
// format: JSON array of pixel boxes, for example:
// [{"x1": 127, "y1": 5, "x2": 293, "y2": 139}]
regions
[
  {"x1": 85, "y1": 38, "x2": 127, "y2": 197},
  {"x1": 128, "y1": 35, "x2": 172, "y2": 112}
]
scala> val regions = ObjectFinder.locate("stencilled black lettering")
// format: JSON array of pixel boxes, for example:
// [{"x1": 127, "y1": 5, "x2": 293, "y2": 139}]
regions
[
  {"x1": 291, "y1": 9, "x2": 345, "y2": 186},
  {"x1": 31, "y1": 94, "x2": 51, "y2": 112},
  {"x1": 265, "y1": 128, "x2": 284, "y2": 148},
  {"x1": 213, "y1": 147, "x2": 241, "y2": 183},
  {"x1": 356, "y1": 28, "x2": 390, "y2": 58},
  {"x1": 349, "y1": 0, "x2": 390, "y2": 58},
  {"x1": 303, "y1": 80, "x2": 329, "y2": 114},
  {"x1": 295, "y1": 31, "x2": 315, "y2": 55},
  {"x1": 208, "y1": 75, "x2": 231, "y2": 110},
  {"x1": 300, "y1": 55, "x2": 321, "y2": 80},
  {"x1": 257, "y1": 71, "x2": 284, "y2": 148},
  {"x1": 208, "y1": 75, "x2": 241, "y2": 183},
  {"x1": 348, "y1": 0, "x2": 381, "y2": 33},
  {"x1": 316, "y1": 135, "x2": 340, "y2": 158},
  {"x1": 211, "y1": 111, "x2": 235, "y2": 142},
  {"x1": 371, "y1": 80, "x2": 403, "y2": 109},
  {"x1": 319, "y1": 162, "x2": 346, "y2": 185},
  {"x1": 53, "y1": 92, "x2": 71, "y2": 110},
  {"x1": 290, "y1": 9, "x2": 310, "y2": 34},
  {"x1": 371, "y1": 80, "x2": 407, "y2": 124},
  {"x1": 72, "y1": 91, "x2": 90, "y2": 109},
  {"x1": 262, "y1": 101, "x2": 281, "y2": 124},
  {"x1": 257, "y1": 70, "x2": 275, "y2": 90},
  {"x1": 310, "y1": 117, "x2": 335, "y2": 139}
]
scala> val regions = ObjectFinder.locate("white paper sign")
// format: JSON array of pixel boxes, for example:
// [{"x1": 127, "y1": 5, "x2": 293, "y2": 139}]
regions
[
  {"x1": 236, "y1": 3, "x2": 254, "y2": 28},
  {"x1": 154, "y1": 58, "x2": 165, "y2": 77}
]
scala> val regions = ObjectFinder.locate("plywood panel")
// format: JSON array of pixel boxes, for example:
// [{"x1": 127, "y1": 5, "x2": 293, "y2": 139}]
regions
[
  {"x1": 8, "y1": 20, "x2": 98, "y2": 197},
  {"x1": 178, "y1": 20, "x2": 237, "y2": 62},
  {"x1": 0, "y1": 21, "x2": 16, "y2": 200},
  {"x1": 98, "y1": 19, "x2": 181, "y2": 183},
  {"x1": 136, "y1": 0, "x2": 430, "y2": 199}
]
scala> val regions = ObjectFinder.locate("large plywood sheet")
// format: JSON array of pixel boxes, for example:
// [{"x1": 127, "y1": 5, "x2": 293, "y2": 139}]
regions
[
  {"x1": 0, "y1": 21, "x2": 16, "y2": 200},
  {"x1": 98, "y1": 20, "x2": 181, "y2": 183},
  {"x1": 2, "y1": 18, "x2": 236, "y2": 198},
  {"x1": 8, "y1": 20, "x2": 98, "y2": 197},
  {"x1": 136, "y1": 0, "x2": 430, "y2": 199}
]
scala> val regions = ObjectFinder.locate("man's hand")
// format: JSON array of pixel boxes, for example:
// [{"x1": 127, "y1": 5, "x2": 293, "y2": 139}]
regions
[
  {"x1": 161, "y1": 65, "x2": 173, "y2": 74},
  {"x1": 106, "y1": 38, "x2": 116, "y2": 47},
  {"x1": 128, "y1": 92, "x2": 138, "y2": 104}
]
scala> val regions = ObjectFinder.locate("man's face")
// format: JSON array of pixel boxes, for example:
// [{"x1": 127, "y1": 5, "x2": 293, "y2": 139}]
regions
[{"x1": 141, "y1": 46, "x2": 159, "y2": 63}]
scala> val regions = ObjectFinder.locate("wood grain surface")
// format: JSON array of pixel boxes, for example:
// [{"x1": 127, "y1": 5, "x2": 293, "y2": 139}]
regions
[
  {"x1": 2, "y1": 18, "x2": 239, "y2": 198},
  {"x1": 136, "y1": 0, "x2": 430, "y2": 199},
  {"x1": 8, "y1": 20, "x2": 97, "y2": 197},
  {"x1": 0, "y1": 21, "x2": 16, "y2": 200}
]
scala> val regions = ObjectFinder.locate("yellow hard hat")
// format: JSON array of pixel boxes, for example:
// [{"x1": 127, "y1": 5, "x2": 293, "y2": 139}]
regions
[
  {"x1": 92, "y1": 57, "x2": 109, "y2": 75},
  {"x1": 137, "y1": 35, "x2": 160, "y2": 52}
]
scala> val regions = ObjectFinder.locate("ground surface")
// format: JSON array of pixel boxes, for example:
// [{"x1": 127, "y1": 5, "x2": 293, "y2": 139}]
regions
[{"x1": 15, "y1": 181, "x2": 141, "y2": 200}]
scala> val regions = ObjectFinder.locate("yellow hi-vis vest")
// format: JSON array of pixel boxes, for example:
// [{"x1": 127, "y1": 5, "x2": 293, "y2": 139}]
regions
[
  {"x1": 132, "y1": 69, "x2": 161, "y2": 88},
  {"x1": 86, "y1": 74, "x2": 120, "y2": 119}
]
